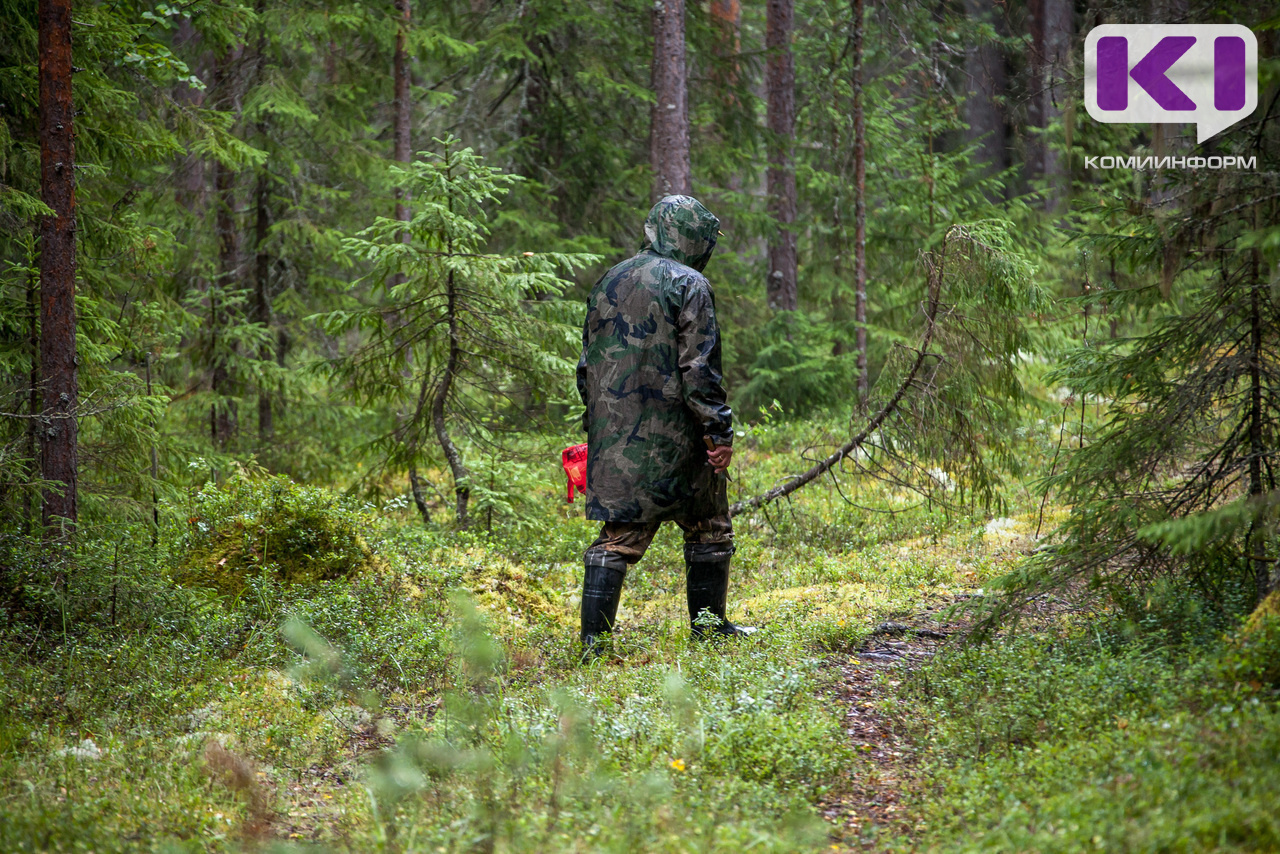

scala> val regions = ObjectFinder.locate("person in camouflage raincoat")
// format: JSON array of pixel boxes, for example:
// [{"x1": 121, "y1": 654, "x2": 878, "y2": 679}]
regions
[{"x1": 575, "y1": 195, "x2": 754, "y2": 659}]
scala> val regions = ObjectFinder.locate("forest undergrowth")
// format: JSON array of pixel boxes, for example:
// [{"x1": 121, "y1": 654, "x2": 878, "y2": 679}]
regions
[{"x1": 2, "y1": 415, "x2": 1279, "y2": 853}]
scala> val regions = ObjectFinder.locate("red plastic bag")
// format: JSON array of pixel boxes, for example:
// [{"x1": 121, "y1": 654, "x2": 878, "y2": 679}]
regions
[{"x1": 562, "y1": 443, "x2": 588, "y2": 503}]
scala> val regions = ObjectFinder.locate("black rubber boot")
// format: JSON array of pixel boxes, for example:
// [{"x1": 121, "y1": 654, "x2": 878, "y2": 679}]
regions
[
  {"x1": 685, "y1": 542, "x2": 757, "y2": 640},
  {"x1": 580, "y1": 549, "x2": 628, "y2": 662}
]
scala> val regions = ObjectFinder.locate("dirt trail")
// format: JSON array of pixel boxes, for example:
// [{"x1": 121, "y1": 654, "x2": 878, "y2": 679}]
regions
[{"x1": 822, "y1": 607, "x2": 961, "y2": 851}]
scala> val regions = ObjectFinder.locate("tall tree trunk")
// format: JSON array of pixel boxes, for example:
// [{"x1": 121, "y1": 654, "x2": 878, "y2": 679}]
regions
[
  {"x1": 1027, "y1": 0, "x2": 1071, "y2": 207},
  {"x1": 393, "y1": 0, "x2": 412, "y2": 229},
  {"x1": 254, "y1": 165, "x2": 274, "y2": 443},
  {"x1": 707, "y1": 0, "x2": 743, "y2": 225},
  {"x1": 25, "y1": 272, "x2": 40, "y2": 534},
  {"x1": 709, "y1": 0, "x2": 741, "y2": 94},
  {"x1": 963, "y1": 0, "x2": 1008, "y2": 197},
  {"x1": 38, "y1": 0, "x2": 77, "y2": 530},
  {"x1": 211, "y1": 155, "x2": 239, "y2": 448},
  {"x1": 650, "y1": 0, "x2": 691, "y2": 202},
  {"x1": 210, "y1": 49, "x2": 243, "y2": 450},
  {"x1": 172, "y1": 18, "x2": 209, "y2": 213},
  {"x1": 250, "y1": 15, "x2": 274, "y2": 446},
  {"x1": 853, "y1": 0, "x2": 868, "y2": 400},
  {"x1": 766, "y1": 0, "x2": 798, "y2": 311},
  {"x1": 393, "y1": 0, "x2": 428, "y2": 506}
]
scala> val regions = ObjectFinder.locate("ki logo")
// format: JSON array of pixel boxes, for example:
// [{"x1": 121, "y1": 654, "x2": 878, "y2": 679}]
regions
[{"x1": 1085, "y1": 24, "x2": 1258, "y2": 143}]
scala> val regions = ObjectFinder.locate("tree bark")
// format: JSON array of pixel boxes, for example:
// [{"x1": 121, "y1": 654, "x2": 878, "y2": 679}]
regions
[
  {"x1": 211, "y1": 156, "x2": 239, "y2": 449},
  {"x1": 393, "y1": 0, "x2": 412, "y2": 228},
  {"x1": 650, "y1": 0, "x2": 691, "y2": 203},
  {"x1": 852, "y1": 0, "x2": 868, "y2": 400},
  {"x1": 1027, "y1": 0, "x2": 1071, "y2": 207},
  {"x1": 254, "y1": 166, "x2": 274, "y2": 442},
  {"x1": 963, "y1": 0, "x2": 1008, "y2": 197},
  {"x1": 210, "y1": 49, "x2": 243, "y2": 450},
  {"x1": 433, "y1": 268, "x2": 471, "y2": 527},
  {"x1": 172, "y1": 17, "x2": 209, "y2": 212},
  {"x1": 409, "y1": 468, "x2": 431, "y2": 524},
  {"x1": 25, "y1": 272, "x2": 40, "y2": 533},
  {"x1": 766, "y1": 0, "x2": 798, "y2": 311},
  {"x1": 709, "y1": 0, "x2": 741, "y2": 93},
  {"x1": 38, "y1": 0, "x2": 78, "y2": 529},
  {"x1": 393, "y1": 0, "x2": 428, "y2": 508}
]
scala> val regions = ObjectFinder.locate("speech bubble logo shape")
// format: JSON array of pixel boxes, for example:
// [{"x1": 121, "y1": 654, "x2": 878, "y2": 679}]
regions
[{"x1": 1085, "y1": 24, "x2": 1257, "y2": 144}]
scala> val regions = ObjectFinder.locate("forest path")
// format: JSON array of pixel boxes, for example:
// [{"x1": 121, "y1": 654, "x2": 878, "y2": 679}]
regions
[{"x1": 820, "y1": 603, "x2": 962, "y2": 851}]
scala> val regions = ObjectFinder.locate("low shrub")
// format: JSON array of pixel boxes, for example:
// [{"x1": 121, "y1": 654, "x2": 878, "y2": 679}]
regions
[{"x1": 174, "y1": 475, "x2": 385, "y2": 596}]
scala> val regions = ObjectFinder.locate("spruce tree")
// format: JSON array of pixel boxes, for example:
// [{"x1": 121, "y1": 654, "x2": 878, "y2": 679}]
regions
[{"x1": 323, "y1": 138, "x2": 597, "y2": 526}]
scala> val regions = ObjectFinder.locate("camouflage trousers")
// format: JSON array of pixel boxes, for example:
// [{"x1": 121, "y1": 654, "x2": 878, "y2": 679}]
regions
[{"x1": 586, "y1": 514, "x2": 733, "y2": 564}]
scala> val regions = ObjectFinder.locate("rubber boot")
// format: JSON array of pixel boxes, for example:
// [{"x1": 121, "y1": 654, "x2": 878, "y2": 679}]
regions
[
  {"x1": 685, "y1": 542, "x2": 757, "y2": 640},
  {"x1": 580, "y1": 549, "x2": 627, "y2": 662}
]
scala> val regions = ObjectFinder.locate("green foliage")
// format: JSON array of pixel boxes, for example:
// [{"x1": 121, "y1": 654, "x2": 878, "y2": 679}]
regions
[
  {"x1": 352, "y1": 594, "x2": 839, "y2": 852},
  {"x1": 173, "y1": 473, "x2": 384, "y2": 596},
  {"x1": 0, "y1": 415, "x2": 999, "y2": 851},
  {"x1": 7, "y1": 0, "x2": 1280, "y2": 849},
  {"x1": 323, "y1": 136, "x2": 598, "y2": 521},
  {"x1": 737, "y1": 312, "x2": 854, "y2": 418},
  {"x1": 898, "y1": 616, "x2": 1280, "y2": 852}
]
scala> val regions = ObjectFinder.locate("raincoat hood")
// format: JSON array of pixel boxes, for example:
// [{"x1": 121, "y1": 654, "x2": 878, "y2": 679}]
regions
[{"x1": 640, "y1": 195, "x2": 720, "y2": 273}]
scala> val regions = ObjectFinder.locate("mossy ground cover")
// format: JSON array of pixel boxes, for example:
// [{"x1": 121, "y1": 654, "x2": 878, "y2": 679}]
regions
[
  {"x1": 894, "y1": 615, "x2": 1280, "y2": 853},
  {"x1": 1, "y1": 420, "x2": 1278, "y2": 852}
]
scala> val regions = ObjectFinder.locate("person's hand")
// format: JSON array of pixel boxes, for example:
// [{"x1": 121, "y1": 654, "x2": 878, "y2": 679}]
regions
[{"x1": 707, "y1": 444, "x2": 733, "y2": 474}]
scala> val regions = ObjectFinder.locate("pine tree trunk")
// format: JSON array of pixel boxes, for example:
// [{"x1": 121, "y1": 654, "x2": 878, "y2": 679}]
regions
[
  {"x1": 1041, "y1": 0, "x2": 1069, "y2": 202},
  {"x1": 963, "y1": 0, "x2": 1008, "y2": 196},
  {"x1": 766, "y1": 0, "x2": 797, "y2": 311},
  {"x1": 37, "y1": 0, "x2": 77, "y2": 529},
  {"x1": 710, "y1": 0, "x2": 741, "y2": 93},
  {"x1": 650, "y1": 0, "x2": 691, "y2": 202},
  {"x1": 392, "y1": 0, "x2": 426, "y2": 504},
  {"x1": 852, "y1": 0, "x2": 868, "y2": 400}
]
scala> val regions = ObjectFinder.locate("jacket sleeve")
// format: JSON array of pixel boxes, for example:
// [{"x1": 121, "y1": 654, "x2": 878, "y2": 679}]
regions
[{"x1": 677, "y1": 276, "x2": 733, "y2": 446}]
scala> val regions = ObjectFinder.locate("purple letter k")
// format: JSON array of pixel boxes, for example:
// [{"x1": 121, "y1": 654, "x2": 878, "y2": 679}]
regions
[
  {"x1": 1130, "y1": 36, "x2": 1197, "y2": 110},
  {"x1": 1096, "y1": 35, "x2": 1197, "y2": 112}
]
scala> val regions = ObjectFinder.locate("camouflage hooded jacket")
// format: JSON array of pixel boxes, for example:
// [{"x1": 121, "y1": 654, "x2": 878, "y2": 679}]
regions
[{"x1": 576, "y1": 195, "x2": 733, "y2": 522}]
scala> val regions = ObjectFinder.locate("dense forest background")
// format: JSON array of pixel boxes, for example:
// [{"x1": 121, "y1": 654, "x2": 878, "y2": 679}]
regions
[
  {"x1": 0, "y1": 0, "x2": 1137, "y2": 529},
  {"x1": 3, "y1": 0, "x2": 1280, "y2": 850}
]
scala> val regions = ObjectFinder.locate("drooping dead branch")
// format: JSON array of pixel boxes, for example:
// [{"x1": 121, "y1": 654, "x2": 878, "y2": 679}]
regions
[
  {"x1": 730, "y1": 222, "x2": 1037, "y2": 518},
  {"x1": 731, "y1": 236, "x2": 946, "y2": 517}
]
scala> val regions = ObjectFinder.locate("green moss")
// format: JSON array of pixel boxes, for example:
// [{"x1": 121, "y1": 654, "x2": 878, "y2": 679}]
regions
[
  {"x1": 464, "y1": 551, "x2": 575, "y2": 636},
  {"x1": 174, "y1": 476, "x2": 386, "y2": 596}
]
